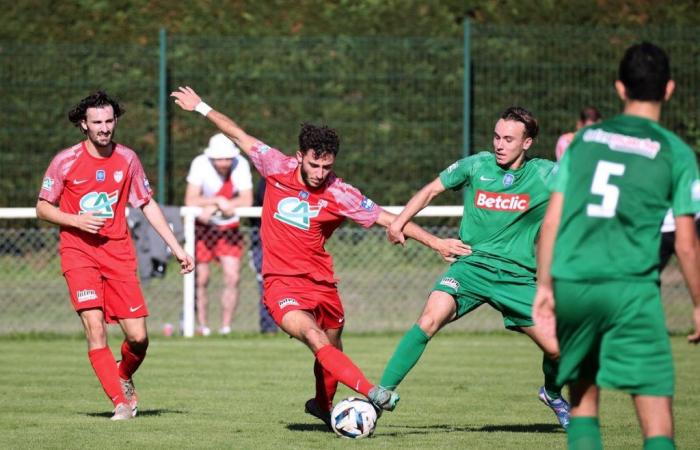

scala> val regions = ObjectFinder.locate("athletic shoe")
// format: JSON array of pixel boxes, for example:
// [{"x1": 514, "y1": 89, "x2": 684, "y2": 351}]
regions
[
  {"x1": 116, "y1": 360, "x2": 138, "y2": 417},
  {"x1": 218, "y1": 326, "x2": 232, "y2": 335},
  {"x1": 538, "y1": 386, "x2": 570, "y2": 429},
  {"x1": 110, "y1": 402, "x2": 132, "y2": 421},
  {"x1": 304, "y1": 398, "x2": 332, "y2": 430},
  {"x1": 120, "y1": 377, "x2": 139, "y2": 418},
  {"x1": 197, "y1": 326, "x2": 211, "y2": 337},
  {"x1": 367, "y1": 386, "x2": 400, "y2": 412}
]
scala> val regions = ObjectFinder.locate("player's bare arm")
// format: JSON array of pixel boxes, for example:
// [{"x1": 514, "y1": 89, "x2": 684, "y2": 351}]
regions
[
  {"x1": 36, "y1": 198, "x2": 106, "y2": 234},
  {"x1": 388, "y1": 177, "x2": 446, "y2": 245},
  {"x1": 171, "y1": 86, "x2": 258, "y2": 156},
  {"x1": 140, "y1": 199, "x2": 194, "y2": 274},
  {"x1": 673, "y1": 215, "x2": 700, "y2": 343},
  {"x1": 376, "y1": 209, "x2": 471, "y2": 263},
  {"x1": 532, "y1": 192, "x2": 564, "y2": 342}
]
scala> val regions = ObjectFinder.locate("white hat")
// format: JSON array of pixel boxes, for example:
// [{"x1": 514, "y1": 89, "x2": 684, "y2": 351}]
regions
[{"x1": 204, "y1": 133, "x2": 240, "y2": 159}]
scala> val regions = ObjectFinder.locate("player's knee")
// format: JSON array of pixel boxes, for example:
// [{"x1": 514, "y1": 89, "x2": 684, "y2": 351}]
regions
[
  {"x1": 544, "y1": 349, "x2": 559, "y2": 361},
  {"x1": 84, "y1": 322, "x2": 107, "y2": 346},
  {"x1": 302, "y1": 327, "x2": 330, "y2": 352},
  {"x1": 416, "y1": 315, "x2": 441, "y2": 337},
  {"x1": 127, "y1": 336, "x2": 149, "y2": 354}
]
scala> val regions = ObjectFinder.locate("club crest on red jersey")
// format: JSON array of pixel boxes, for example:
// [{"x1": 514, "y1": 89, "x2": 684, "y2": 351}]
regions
[
  {"x1": 273, "y1": 197, "x2": 322, "y2": 230},
  {"x1": 96, "y1": 170, "x2": 105, "y2": 182},
  {"x1": 474, "y1": 190, "x2": 530, "y2": 212},
  {"x1": 113, "y1": 170, "x2": 124, "y2": 183}
]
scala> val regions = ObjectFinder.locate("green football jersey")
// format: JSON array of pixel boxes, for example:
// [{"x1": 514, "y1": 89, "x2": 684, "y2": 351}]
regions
[
  {"x1": 439, "y1": 152, "x2": 555, "y2": 276},
  {"x1": 551, "y1": 114, "x2": 700, "y2": 281}
]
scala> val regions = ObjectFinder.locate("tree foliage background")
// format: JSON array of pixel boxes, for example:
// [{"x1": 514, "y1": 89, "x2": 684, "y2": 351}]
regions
[{"x1": 2, "y1": 1, "x2": 699, "y2": 207}]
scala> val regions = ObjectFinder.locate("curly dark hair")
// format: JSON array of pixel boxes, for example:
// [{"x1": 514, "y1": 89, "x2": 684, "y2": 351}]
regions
[
  {"x1": 298, "y1": 123, "x2": 340, "y2": 158},
  {"x1": 500, "y1": 106, "x2": 539, "y2": 140},
  {"x1": 68, "y1": 91, "x2": 124, "y2": 131}
]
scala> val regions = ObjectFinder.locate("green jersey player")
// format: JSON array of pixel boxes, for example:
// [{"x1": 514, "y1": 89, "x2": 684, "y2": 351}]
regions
[
  {"x1": 534, "y1": 42, "x2": 700, "y2": 450},
  {"x1": 380, "y1": 106, "x2": 570, "y2": 428}
]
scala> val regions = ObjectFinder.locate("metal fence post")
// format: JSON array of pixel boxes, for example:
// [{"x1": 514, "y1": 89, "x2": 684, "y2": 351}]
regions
[
  {"x1": 462, "y1": 19, "x2": 471, "y2": 160},
  {"x1": 158, "y1": 28, "x2": 168, "y2": 204}
]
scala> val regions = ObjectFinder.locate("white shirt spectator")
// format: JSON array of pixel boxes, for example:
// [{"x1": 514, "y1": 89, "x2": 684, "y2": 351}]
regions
[{"x1": 187, "y1": 154, "x2": 253, "y2": 227}]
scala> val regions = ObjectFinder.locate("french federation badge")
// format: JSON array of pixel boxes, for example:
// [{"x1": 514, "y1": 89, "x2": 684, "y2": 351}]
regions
[
  {"x1": 503, "y1": 173, "x2": 515, "y2": 187},
  {"x1": 96, "y1": 170, "x2": 105, "y2": 182}
]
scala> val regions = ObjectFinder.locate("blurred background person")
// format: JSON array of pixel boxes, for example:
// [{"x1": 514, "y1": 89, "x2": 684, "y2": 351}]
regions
[
  {"x1": 555, "y1": 106, "x2": 602, "y2": 161},
  {"x1": 185, "y1": 133, "x2": 253, "y2": 336},
  {"x1": 249, "y1": 178, "x2": 278, "y2": 334}
]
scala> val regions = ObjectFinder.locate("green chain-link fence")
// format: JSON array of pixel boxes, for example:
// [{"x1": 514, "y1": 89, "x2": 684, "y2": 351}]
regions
[
  {"x1": 470, "y1": 25, "x2": 700, "y2": 159},
  {"x1": 1, "y1": 27, "x2": 698, "y2": 335}
]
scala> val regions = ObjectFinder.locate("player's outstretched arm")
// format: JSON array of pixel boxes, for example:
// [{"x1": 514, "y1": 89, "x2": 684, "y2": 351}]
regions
[
  {"x1": 532, "y1": 192, "x2": 564, "y2": 342},
  {"x1": 387, "y1": 177, "x2": 446, "y2": 245},
  {"x1": 36, "y1": 199, "x2": 106, "y2": 234},
  {"x1": 674, "y1": 215, "x2": 700, "y2": 344},
  {"x1": 170, "y1": 86, "x2": 258, "y2": 158},
  {"x1": 375, "y1": 209, "x2": 471, "y2": 263},
  {"x1": 140, "y1": 199, "x2": 194, "y2": 274}
]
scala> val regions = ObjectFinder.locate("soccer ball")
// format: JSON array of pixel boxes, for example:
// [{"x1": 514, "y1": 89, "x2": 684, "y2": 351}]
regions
[{"x1": 330, "y1": 397, "x2": 377, "y2": 439}]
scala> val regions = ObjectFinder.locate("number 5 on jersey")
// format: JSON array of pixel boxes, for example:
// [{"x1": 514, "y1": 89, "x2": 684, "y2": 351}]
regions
[{"x1": 587, "y1": 161, "x2": 626, "y2": 218}]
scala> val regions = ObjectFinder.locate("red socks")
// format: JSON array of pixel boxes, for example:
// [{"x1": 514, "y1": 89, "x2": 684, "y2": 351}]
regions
[
  {"x1": 314, "y1": 359, "x2": 338, "y2": 412},
  {"x1": 88, "y1": 347, "x2": 127, "y2": 407},
  {"x1": 118, "y1": 340, "x2": 147, "y2": 380},
  {"x1": 315, "y1": 345, "x2": 373, "y2": 397}
]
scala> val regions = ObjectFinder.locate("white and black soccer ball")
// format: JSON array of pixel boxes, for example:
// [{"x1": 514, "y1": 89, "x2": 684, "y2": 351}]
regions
[{"x1": 330, "y1": 397, "x2": 377, "y2": 439}]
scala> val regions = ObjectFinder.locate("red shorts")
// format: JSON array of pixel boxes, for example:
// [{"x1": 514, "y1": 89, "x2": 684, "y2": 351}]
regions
[
  {"x1": 263, "y1": 276, "x2": 345, "y2": 330},
  {"x1": 64, "y1": 268, "x2": 148, "y2": 324},
  {"x1": 195, "y1": 223, "x2": 243, "y2": 262}
]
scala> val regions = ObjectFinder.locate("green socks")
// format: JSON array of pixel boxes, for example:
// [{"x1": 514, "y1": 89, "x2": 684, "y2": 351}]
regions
[
  {"x1": 568, "y1": 417, "x2": 602, "y2": 450},
  {"x1": 542, "y1": 355, "x2": 562, "y2": 399},
  {"x1": 643, "y1": 436, "x2": 675, "y2": 450},
  {"x1": 379, "y1": 324, "x2": 430, "y2": 390}
]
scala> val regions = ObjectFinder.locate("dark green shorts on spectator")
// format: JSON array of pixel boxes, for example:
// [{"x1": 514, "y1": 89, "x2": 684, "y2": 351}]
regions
[
  {"x1": 432, "y1": 260, "x2": 536, "y2": 330},
  {"x1": 554, "y1": 279, "x2": 674, "y2": 396}
]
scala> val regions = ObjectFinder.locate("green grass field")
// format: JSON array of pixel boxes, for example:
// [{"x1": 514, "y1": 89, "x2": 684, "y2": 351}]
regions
[{"x1": 1, "y1": 332, "x2": 698, "y2": 449}]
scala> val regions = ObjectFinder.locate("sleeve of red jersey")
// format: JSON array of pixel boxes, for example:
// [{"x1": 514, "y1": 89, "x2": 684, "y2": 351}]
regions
[
  {"x1": 329, "y1": 179, "x2": 380, "y2": 228},
  {"x1": 127, "y1": 153, "x2": 154, "y2": 208},
  {"x1": 38, "y1": 153, "x2": 68, "y2": 204},
  {"x1": 248, "y1": 140, "x2": 297, "y2": 178}
]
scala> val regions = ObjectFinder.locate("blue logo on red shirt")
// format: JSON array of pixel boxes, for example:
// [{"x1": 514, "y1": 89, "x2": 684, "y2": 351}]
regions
[
  {"x1": 96, "y1": 170, "x2": 105, "y2": 182},
  {"x1": 360, "y1": 197, "x2": 375, "y2": 210}
]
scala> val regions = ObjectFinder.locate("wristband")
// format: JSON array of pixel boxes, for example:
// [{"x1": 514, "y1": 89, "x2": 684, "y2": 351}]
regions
[{"x1": 195, "y1": 101, "x2": 213, "y2": 116}]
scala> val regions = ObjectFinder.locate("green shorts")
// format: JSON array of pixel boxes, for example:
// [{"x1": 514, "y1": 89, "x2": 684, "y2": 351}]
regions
[
  {"x1": 554, "y1": 279, "x2": 674, "y2": 396},
  {"x1": 432, "y1": 260, "x2": 536, "y2": 329}
]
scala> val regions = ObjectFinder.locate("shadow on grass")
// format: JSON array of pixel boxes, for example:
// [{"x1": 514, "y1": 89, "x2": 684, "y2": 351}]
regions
[
  {"x1": 84, "y1": 409, "x2": 186, "y2": 418},
  {"x1": 286, "y1": 423, "x2": 334, "y2": 433},
  {"x1": 378, "y1": 423, "x2": 563, "y2": 436},
  {"x1": 286, "y1": 421, "x2": 562, "y2": 436}
]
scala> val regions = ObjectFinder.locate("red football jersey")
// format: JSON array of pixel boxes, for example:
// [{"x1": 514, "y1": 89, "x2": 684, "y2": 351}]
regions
[
  {"x1": 38, "y1": 141, "x2": 152, "y2": 278},
  {"x1": 248, "y1": 140, "x2": 380, "y2": 283}
]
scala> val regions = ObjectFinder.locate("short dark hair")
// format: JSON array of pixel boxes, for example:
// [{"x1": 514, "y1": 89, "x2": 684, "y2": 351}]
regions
[
  {"x1": 298, "y1": 123, "x2": 340, "y2": 158},
  {"x1": 618, "y1": 42, "x2": 670, "y2": 102},
  {"x1": 579, "y1": 106, "x2": 602, "y2": 123},
  {"x1": 68, "y1": 91, "x2": 124, "y2": 128},
  {"x1": 500, "y1": 106, "x2": 539, "y2": 140}
]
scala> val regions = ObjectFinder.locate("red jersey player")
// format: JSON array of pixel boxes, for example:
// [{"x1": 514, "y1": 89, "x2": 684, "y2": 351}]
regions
[
  {"x1": 171, "y1": 86, "x2": 471, "y2": 428},
  {"x1": 36, "y1": 91, "x2": 194, "y2": 421}
]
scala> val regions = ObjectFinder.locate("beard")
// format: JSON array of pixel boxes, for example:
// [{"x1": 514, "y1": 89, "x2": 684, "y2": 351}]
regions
[
  {"x1": 300, "y1": 167, "x2": 321, "y2": 187},
  {"x1": 89, "y1": 130, "x2": 114, "y2": 149}
]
